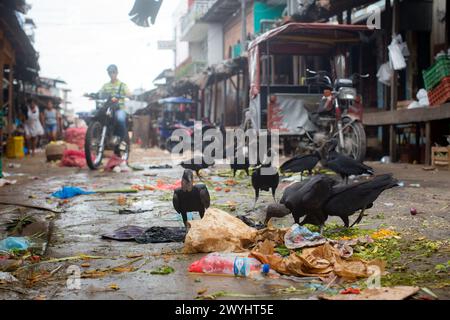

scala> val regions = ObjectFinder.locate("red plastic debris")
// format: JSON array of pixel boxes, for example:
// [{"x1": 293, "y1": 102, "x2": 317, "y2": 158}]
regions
[{"x1": 340, "y1": 288, "x2": 361, "y2": 295}]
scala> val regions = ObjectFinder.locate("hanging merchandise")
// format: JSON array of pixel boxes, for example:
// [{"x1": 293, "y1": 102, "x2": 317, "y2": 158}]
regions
[
  {"x1": 388, "y1": 35, "x2": 407, "y2": 70},
  {"x1": 377, "y1": 62, "x2": 393, "y2": 86}
]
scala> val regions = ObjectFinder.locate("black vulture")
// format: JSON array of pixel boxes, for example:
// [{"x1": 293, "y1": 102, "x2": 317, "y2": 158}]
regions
[
  {"x1": 323, "y1": 174, "x2": 399, "y2": 228},
  {"x1": 229, "y1": 153, "x2": 250, "y2": 177},
  {"x1": 129, "y1": 0, "x2": 163, "y2": 27},
  {"x1": 279, "y1": 151, "x2": 321, "y2": 180},
  {"x1": 180, "y1": 156, "x2": 214, "y2": 177},
  {"x1": 251, "y1": 163, "x2": 279, "y2": 208},
  {"x1": 323, "y1": 139, "x2": 373, "y2": 184},
  {"x1": 265, "y1": 175, "x2": 336, "y2": 233},
  {"x1": 173, "y1": 169, "x2": 210, "y2": 228}
]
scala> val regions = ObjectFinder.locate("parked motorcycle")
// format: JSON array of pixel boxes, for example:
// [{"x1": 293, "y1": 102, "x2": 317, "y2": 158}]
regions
[
  {"x1": 83, "y1": 93, "x2": 130, "y2": 170},
  {"x1": 297, "y1": 69, "x2": 369, "y2": 161}
]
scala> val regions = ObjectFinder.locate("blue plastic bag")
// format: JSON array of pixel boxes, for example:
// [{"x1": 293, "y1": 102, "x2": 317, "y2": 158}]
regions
[
  {"x1": 0, "y1": 237, "x2": 30, "y2": 251},
  {"x1": 52, "y1": 186, "x2": 95, "y2": 199}
]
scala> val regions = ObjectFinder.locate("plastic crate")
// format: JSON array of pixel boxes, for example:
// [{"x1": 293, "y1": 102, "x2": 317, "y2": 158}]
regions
[
  {"x1": 422, "y1": 56, "x2": 450, "y2": 90},
  {"x1": 428, "y1": 76, "x2": 450, "y2": 106}
]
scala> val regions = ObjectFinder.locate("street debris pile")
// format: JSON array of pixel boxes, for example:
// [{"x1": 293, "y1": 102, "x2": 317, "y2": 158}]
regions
[{"x1": 0, "y1": 150, "x2": 449, "y2": 301}]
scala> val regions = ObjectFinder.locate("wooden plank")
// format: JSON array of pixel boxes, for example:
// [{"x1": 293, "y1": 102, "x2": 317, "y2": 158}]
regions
[{"x1": 363, "y1": 103, "x2": 450, "y2": 125}]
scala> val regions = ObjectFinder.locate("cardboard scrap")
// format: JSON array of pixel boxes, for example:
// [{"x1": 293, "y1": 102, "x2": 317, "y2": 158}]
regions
[{"x1": 251, "y1": 242, "x2": 385, "y2": 280}]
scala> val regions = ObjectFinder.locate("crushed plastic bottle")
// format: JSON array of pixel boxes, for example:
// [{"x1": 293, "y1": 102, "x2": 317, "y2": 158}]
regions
[
  {"x1": 0, "y1": 237, "x2": 30, "y2": 252},
  {"x1": 188, "y1": 253, "x2": 269, "y2": 277}
]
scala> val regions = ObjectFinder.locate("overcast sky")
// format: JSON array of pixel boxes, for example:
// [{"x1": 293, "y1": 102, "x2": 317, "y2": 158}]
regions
[{"x1": 28, "y1": 0, "x2": 176, "y2": 112}]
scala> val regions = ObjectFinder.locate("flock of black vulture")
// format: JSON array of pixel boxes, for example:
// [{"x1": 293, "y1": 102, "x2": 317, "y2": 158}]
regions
[{"x1": 173, "y1": 139, "x2": 399, "y2": 233}]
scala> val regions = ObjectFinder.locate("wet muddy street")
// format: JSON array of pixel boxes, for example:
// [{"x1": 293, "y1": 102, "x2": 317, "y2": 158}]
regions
[{"x1": 0, "y1": 148, "x2": 449, "y2": 300}]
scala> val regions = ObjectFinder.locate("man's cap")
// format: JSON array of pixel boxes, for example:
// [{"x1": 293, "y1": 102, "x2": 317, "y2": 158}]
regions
[{"x1": 107, "y1": 64, "x2": 118, "y2": 73}]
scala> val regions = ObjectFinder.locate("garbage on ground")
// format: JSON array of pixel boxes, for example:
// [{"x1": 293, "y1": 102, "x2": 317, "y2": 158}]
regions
[
  {"x1": 7, "y1": 163, "x2": 21, "y2": 169},
  {"x1": 0, "y1": 271, "x2": 19, "y2": 283},
  {"x1": 410, "y1": 208, "x2": 418, "y2": 215},
  {"x1": 319, "y1": 286, "x2": 420, "y2": 300},
  {"x1": 153, "y1": 179, "x2": 182, "y2": 191},
  {"x1": 183, "y1": 208, "x2": 257, "y2": 253},
  {"x1": 149, "y1": 164, "x2": 173, "y2": 169},
  {"x1": 188, "y1": 252, "x2": 271, "y2": 278},
  {"x1": 61, "y1": 149, "x2": 86, "y2": 168},
  {"x1": 380, "y1": 156, "x2": 391, "y2": 164},
  {"x1": 0, "y1": 237, "x2": 30, "y2": 252},
  {"x1": 101, "y1": 225, "x2": 186, "y2": 243},
  {"x1": 105, "y1": 154, "x2": 125, "y2": 172},
  {"x1": 118, "y1": 208, "x2": 151, "y2": 215},
  {"x1": 52, "y1": 186, "x2": 95, "y2": 199},
  {"x1": 284, "y1": 224, "x2": 327, "y2": 249},
  {"x1": 251, "y1": 242, "x2": 385, "y2": 280},
  {"x1": 135, "y1": 226, "x2": 186, "y2": 244},
  {"x1": 149, "y1": 265, "x2": 175, "y2": 275},
  {"x1": 112, "y1": 162, "x2": 131, "y2": 173},
  {"x1": 101, "y1": 225, "x2": 146, "y2": 241},
  {"x1": 0, "y1": 179, "x2": 17, "y2": 187},
  {"x1": 409, "y1": 183, "x2": 421, "y2": 188},
  {"x1": 237, "y1": 215, "x2": 265, "y2": 230}
]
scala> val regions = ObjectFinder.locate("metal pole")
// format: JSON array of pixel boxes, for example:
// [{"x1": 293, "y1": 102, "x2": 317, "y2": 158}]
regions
[{"x1": 241, "y1": 0, "x2": 247, "y2": 55}]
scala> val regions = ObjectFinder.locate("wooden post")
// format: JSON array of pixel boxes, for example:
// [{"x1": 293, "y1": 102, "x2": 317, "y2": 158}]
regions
[
  {"x1": 346, "y1": 9, "x2": 352, "y2": 24},
  {"x1": 389, "y1": 0, "x2": 400, "y2": 162},
  {"x1": 236, "y1": 71, "x2": 240, "y2": 126},
  {"x1": 337, "y1": 12, "x2": 343, "y2": 24},
  {"x1": 425, "y1": 121, "x2": 431, "y2": 165},
  {"x1": 8, "y1": 64, "x2": 13, "y2": 136},
  {"x1": 214, "y1": 77, "x2": 218, "y2": 124},
  {"x1": 0, "y1": 51, "x2": 3, "y2": 113},
  {"x1": 431, "y1": 0, "x2": 447, "y2": 59},
  {"x1": 223, "y1": 78, "x2": 227, "y2": 126}
]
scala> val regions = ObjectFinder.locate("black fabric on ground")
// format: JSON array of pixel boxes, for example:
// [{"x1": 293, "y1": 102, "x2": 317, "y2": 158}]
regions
[
  {"x1": 101, "y1": 225, "x2": 146, "y2": 241},
  {"x1": 135, "y1": 226, "x2": 186, "y2": 243}
]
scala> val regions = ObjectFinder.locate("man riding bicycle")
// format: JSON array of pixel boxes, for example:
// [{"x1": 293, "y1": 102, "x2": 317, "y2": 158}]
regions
[{"x1": 99, "y1": 64, "x2": 131, "y2": 155}]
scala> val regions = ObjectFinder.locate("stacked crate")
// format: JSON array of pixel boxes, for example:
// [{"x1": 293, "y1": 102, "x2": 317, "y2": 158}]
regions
[{"x1": 423, "y1": 56, "x2": 450, "y2": 106}]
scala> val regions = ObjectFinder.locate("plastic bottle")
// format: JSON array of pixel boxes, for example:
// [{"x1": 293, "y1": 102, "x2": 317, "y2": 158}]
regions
[{"x1": 188, "y1": 253, "x2": 270, "y2": 277}]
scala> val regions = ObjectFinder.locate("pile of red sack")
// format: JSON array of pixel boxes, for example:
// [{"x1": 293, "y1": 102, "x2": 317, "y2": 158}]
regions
[
  {"x1": 61, "y1": 149, "x2": 86, "y2": 168},
  {"x1": 64, "y1": 128, "x2": 87, "y2": 149}
]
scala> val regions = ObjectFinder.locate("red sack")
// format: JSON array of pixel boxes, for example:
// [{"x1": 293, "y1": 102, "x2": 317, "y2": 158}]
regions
[
  {"x1": 64, "y1": 128, "x2": 87, "y2": 149},
  {"x1": 61, "y1": 149, "x2": 86, "y2": 168}
]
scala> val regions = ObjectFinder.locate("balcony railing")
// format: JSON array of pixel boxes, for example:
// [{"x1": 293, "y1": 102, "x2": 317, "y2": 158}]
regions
[{"x1": 180, "y1": 0, "x2": 217, "y2": 38}]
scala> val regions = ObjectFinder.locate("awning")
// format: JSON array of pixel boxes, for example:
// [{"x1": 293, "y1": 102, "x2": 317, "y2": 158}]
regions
[
  {"x1": 158, "y1": 97, "x2": 194, "y2": 105},
  {"x1": 248, "y1": 22, "x2": 374, "y2": 98}
]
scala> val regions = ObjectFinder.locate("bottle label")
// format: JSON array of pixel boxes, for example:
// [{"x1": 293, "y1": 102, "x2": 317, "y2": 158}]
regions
[{"x1": 233, "y1": 257, "x2": 248, "y2": 277}]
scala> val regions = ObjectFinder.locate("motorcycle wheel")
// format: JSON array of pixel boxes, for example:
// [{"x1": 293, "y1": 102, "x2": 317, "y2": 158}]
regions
[
  {"x1": 85, "y1": 121, "x2": 105, "y2": 170},
  {"x1": 340, "y1": 118, "x2": 366, "y2": 162}
]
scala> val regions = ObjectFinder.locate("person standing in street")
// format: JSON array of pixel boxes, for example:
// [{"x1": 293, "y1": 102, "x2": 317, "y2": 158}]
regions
[
  {"x1": 23, "y1": 98, "x2": 44, "y2": 156},
  {"x1": 41, "y1": 100, "x2": 61, "y2": 142}
]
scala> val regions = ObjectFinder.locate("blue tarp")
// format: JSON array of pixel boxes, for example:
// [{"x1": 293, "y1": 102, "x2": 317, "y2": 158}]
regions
[
  {"x1": 52, "y1": 186, "x2": 96, "y2": 199},
  {"x1": 158, "y1": 97, "x2": 194, "y2": 105}
]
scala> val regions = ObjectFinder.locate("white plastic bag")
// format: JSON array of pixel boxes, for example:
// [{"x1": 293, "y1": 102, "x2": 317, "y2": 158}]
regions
[
  {"x1": 389, "y1": 36, "x2": 407, "y2": 70},
  {"x1": 377, "y1": 62, "x2": 393, "y2": 86},
  {"x1": 416, "y1": 89, "x2": 430, "y2": 107}
]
